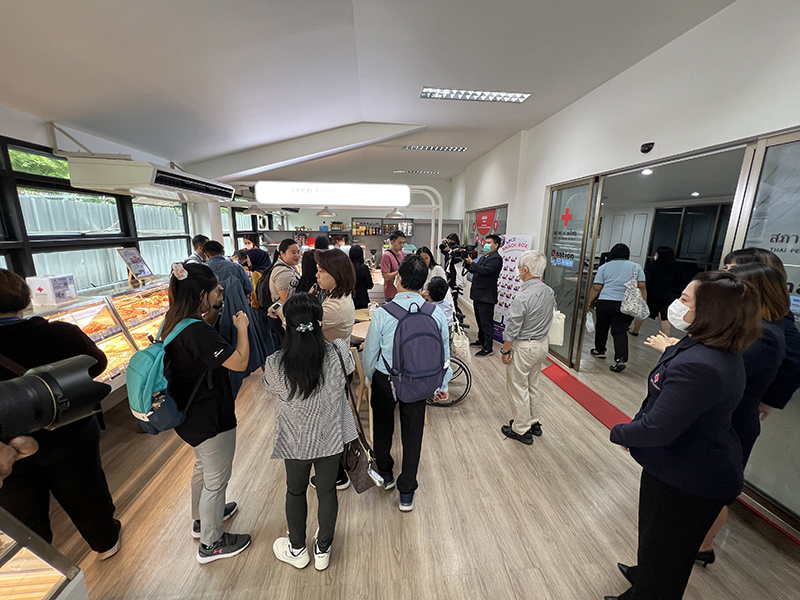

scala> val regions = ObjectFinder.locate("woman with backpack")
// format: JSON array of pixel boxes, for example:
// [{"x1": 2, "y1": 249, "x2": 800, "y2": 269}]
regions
[
  {"x1": 262, "y1": 239, "x2": 301, "y2": 345},
  {"x1": 162, "y1": 262, "x2": 252, "y2": 564},
  {"x1": 262, "y1": 293, "x2": 358, "y2": 571}
]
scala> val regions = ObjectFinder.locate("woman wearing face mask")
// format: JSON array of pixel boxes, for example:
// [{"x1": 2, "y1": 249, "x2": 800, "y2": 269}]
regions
[
  {"x1": 605, "y1": 271, "x2": 760, "y2": 600},
  {"x1": 162, "y1": 262, "x2": 252, "y2": 564}
]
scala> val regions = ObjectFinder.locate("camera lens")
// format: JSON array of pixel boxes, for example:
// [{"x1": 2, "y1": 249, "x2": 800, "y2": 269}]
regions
[{"x1": 0, "y1": 375, "x2": 55, "y2": 440}]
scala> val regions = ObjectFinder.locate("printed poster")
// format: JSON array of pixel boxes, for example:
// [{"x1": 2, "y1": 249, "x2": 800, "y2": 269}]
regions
[{"x1": 493, "y1": 234, "x2": 533, "y2": 341}]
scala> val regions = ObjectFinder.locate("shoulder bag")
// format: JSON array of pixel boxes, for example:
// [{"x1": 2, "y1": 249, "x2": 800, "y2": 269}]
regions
[
  {"x1": 332, "y1": 345, "x2": 384, "y2": 493},
  {"x1": 620, "y1": 264, "x2": 650, "y2": 320}
]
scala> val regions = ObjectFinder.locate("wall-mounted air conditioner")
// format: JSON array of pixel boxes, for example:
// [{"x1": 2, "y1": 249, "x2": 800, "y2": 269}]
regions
[{"x1": 67, "y1": 157, "x2": 235, "y2": 203}]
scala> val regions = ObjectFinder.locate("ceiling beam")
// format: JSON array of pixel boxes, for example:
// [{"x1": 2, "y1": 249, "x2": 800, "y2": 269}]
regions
[{"x1": 185, "y1": 122, "x2": 426, "y2": 181}]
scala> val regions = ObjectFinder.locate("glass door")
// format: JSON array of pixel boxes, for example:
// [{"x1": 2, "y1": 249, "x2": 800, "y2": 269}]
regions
[{"x1": 544, "y1": 179, "x2": 595, "y2": 367}]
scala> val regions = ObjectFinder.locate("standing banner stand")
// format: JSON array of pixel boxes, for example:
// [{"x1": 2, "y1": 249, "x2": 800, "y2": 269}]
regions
[{"x1": 493, "y1": 234, "x2": 533, "y2": 341}]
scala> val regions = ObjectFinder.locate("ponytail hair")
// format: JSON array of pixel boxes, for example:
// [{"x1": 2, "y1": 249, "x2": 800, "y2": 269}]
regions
[
  {"x1": 279, "y1": 293, "x2": 326, "y2": 399},
  {"x1": 162, "y1": 262, "x2": 218, "y2": 338},
  {"x1": 272, "y1": 238, "x2": 298, "y2": 265}
]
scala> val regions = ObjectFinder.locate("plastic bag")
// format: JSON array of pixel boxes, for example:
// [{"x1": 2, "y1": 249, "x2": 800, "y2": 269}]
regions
[
  {"x1": 585, "y1": 311, "x2": 595, "y2": 333},
  {"x1": 449, "y1": 321, "x2": 471, "y2": 364}
]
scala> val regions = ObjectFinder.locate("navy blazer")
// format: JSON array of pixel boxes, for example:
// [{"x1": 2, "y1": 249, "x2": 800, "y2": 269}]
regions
[
  {"x1": 610, "y1": 337, "x2": 745, "y2": 503},
  {"x1": 466, "y1": 251, "x2": 503, "y2": 304},
  {"x1": 732, "y1": 320, "x2": 785, "y2": 467},
  {"x1": 763, "y1": 312, "x2": 800, "y2": 410}
]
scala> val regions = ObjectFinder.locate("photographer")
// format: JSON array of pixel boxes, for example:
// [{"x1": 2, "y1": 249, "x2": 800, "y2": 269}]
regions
[
  {"x1": 0, "y1": 269, "x2": 121, "y2": 560},
  {"x1": 464, "y1": 234, "x2": 503, "y2": 357},
  {"x1": 439, "y1": 234, "x2": 463, "y2": 312}
]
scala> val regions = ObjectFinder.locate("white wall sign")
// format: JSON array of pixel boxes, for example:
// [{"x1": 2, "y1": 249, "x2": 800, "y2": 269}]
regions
[{"x1": 255, "y1": 181, "x2": 410, "y2": 207}]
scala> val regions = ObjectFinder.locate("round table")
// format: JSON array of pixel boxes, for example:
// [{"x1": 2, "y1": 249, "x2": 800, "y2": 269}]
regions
[
  {"x1": 352, "y1": 321, "x2": 370, "y2": 341},
  {"x1": 354, "y1": 308, "x2": 372, "y2": 323}
]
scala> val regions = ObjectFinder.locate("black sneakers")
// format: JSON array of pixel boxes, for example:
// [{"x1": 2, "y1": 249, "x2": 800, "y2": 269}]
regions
[
  {"x1": 197, "y1": 532, "x2": 251, "y2": 564},
  {"x1": 476, "y1": 349, "x2": 493, "y2": 357},
  {"x1": 310, "y1": 473, "x2": 351, "y2": 491},
  {"x1": 501, "y1": 421, "x2": 533, "y2": 445},
  {"x1": 610, "y1": 361, "x2": 627, "y2": 373},
  {"x1": 590, "y1": 349, "x2": 607, "y2": 359},
  {"x1": 529, "y1": 422, "x2": 543, "y2": 437},
  {"x1": 192, "y1": 502, "x2": 238, "y2": 539}
]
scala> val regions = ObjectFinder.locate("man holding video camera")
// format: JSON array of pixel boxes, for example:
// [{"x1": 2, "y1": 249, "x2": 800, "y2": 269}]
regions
[
  {"x1": 0, "y1": 269, "x2": 122, "y2": 560},
  {"x1": 464, "y1": 234, "x2": 504, "y2": 356}
]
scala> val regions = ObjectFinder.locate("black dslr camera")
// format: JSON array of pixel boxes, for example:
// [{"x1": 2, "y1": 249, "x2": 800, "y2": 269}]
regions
[
  {"x1": 441, "y1": 239, "x2": 477, "y2": 262},
  {"x1": 0, "y1": 355, "x2": 111, "y2": 441}
]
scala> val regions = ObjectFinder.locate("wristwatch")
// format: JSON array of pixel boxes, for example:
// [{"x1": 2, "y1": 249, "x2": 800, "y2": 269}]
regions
[{"x1": 500, "y1": 349, "x2": 511, "y2": 356}]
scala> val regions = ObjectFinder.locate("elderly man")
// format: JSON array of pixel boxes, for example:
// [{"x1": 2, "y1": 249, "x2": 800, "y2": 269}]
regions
[{"x1": 499, "y1": 250, "x2": 555, "y2": 445}]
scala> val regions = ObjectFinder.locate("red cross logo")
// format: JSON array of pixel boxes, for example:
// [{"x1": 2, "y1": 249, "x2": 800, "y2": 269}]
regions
[
  {"x1": 37, "y1": 287, "x2": 44, "y2": 293},
  {"x1": 560, "y1": 208, "x2": 573, "y2": 227}
]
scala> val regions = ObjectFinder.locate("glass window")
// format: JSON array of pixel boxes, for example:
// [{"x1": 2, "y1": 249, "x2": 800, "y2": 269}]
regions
[
  {"x1": 0, "y1": 255, "x2": 6, "y2": 269},
  {"x1": 223, "y1": 235, "x2": 234, "y2": 255},
  {"x1": 8, "y1": 146, "x2": 69, "y2": 179},
  {"x1": 650, "y1": 209, "x2": 682, "y2": 255},
  {"x1": 221, "y1": 207, "x2": 231, "y2": 233},
  {"x1": 710, "y1": 204, "x2": 732, "y2": 267},
  {"x1": 139, "y1": 239, "x2": 190, "y2": 275},
  {"x1": 19, "y1": 187, "x2": 120, "y2": 236},
  {"x1": 133, "y1": 201, "x2": 186, "y2": 237},
  {"x1": 33, "y1": 247, "x2": 128, "y2": 291},
  {"x1": 235, "y1": 210, "x2": 253, "y2": 232}
]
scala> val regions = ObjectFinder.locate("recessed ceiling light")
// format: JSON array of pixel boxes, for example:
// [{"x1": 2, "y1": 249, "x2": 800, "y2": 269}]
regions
[
  {"x1": 393, "y1": 170, "x2": 440, "y2": 175},
  {"x1": 403, "y1": 145, "x2": 467, "y2": 152},
  {"x1": 691, "y1": 192, "x2": 700, "y2": 197},
  {"x1": 641, "y1": 169, "x2": 653, "y2": 175},
  {"x1": 420, "y1": 87, "x2": 531, "y2": 103}
]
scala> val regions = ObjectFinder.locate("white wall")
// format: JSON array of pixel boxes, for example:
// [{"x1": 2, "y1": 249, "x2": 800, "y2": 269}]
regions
[{"x1": 453, "y1": 0, "x2": 800, "y2": 251}]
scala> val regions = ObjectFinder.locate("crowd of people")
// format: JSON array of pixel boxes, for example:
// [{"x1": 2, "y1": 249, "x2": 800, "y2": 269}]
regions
[{"x1": 0, "y1": 231, "x2": 797, "y2": 600}]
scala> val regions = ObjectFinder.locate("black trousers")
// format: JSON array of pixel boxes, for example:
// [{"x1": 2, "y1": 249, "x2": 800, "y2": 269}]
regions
[
  {"x1": 618, "y1": 470, "x2": 726, "y2": 600},
  {"x1": 284, "y1": 452, "x2": 342, "y2": 552},
  {"x1": 0, "y1": 416, "x2": 119, "y2": 552},
  {"x1": 268, "y1": 313, "x2": 285, "y2": 347},
  {"x1": 370, "y1": 371, "x2": 427, "y2": 494},
  {"x1": 594, "y1": 299, "x2": 634, "y2": 362},
  {"x1": 473, "y1": 300, "x2": 496, "y2": 352}
]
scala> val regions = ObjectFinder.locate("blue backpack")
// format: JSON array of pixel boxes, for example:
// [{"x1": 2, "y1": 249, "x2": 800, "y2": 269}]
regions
[
  {"x1": 127, "y1": 318, "x2": 208, "y2": 435},
  {"x1": 380, "y1": 301, "x2": 447, "y2": 402}
]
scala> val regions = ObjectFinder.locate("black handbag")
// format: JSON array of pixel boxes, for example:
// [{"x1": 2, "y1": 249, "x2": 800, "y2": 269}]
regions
[{"x1": 332, "y1": 345, "x2": 383, "y2": 493}]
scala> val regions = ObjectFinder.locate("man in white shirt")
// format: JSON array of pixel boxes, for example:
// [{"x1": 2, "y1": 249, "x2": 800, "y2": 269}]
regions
[{"x1": 186, "y1": 234, "x2": 209, "y2": 264}]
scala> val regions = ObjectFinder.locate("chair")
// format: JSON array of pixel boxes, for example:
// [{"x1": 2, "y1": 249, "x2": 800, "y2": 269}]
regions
[{"x1": 350, "y1": 346, "x2": 374, "y2": 443}]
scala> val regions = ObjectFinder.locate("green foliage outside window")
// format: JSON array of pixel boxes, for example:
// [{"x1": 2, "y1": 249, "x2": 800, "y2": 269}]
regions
[{"x1": 8, "y1": 148, "x2": 70, "y2": 179}]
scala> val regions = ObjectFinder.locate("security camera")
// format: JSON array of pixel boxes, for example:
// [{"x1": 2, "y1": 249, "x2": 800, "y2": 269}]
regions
[{"x1": 641, "y1": 142, "x2": 655, "y2": 154}]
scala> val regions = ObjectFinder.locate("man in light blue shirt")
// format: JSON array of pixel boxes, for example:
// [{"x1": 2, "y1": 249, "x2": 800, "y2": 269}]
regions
[{"x1": 363, "y1": 255, "x2": 452, "y2": 513}]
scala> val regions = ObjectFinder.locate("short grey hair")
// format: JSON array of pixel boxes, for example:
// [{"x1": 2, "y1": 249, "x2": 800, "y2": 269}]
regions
[{"x1": 519, "y1": 250, "x2": 547, "y2": 278}]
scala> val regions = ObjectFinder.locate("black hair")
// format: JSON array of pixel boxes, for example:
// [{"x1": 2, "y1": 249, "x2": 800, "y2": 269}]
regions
[
  {"x1": 279, "y1": 293, "x2": 326, "y2": 400},
  {"x1": 243, "y1": 234, "x2": 259, "y2": 246},
  {"x1": 0, "y1": 269, "x2": 31, "y2": 312},
  {"x1": 162, "y1": 263, "x2": 218, "y2": 337},
  {"x1": 446, "y1": 233, "x2": 460, "y2": 245},
  {"x1": 315, "y1": 236, "x2": 331, "y2": 250},
  {"x1": 272, "y1": 238, "x2": 299, "y2": 265},
  {"x1": 234, "y1": 249, "x2": 250, "y2": 266},
  {"x1": 728, "y1": 262, "x2": 790, "y2": 321},
  {"x1": 608, "y1": 243, "x2": 630, "y2": 260},
  {"x1": 690, "y1": 270, "x2": 760, "y2": 353},
  {"x1": 192, "y1": 234, "x2": 209, "y2": 250},
  {"x1": 296, "y1": 250, "x2": 319, "y2": 294},
  {"x1": 427, "y1": 276, "x2": 448, "y2": 302},
  {"x1": 389, "y1": 230, "x2": 406, "y2": 243},
  {"x1": 724, "y1": 247, "x2": 787, "y2": 279},
  {"x1": 654, "y1": 246, "x2": 675, "y2": 267},
  {"x1": 349, "y1": 244, "x2": 365, "y2": 266},
  {"x1": 398, "y1": 254, "x2": 428, "y2": 291},
  {"x1": 202, "y1": 240, "x2": 225, "y2": 256},
  {"x1": 416, "y1": 246, "x2": 438, "y2": 269},
  {"x1": 486, "y1": 234, "x2": 502, "y2": 247}
]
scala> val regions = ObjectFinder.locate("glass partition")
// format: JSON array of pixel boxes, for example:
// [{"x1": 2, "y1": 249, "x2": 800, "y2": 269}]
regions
[
  {"x1": 741, "y1": 137, "x2": 800, "y2": 519},
  {"x1": 544, "y1": 181, "x2": 592, "y2": 366}
]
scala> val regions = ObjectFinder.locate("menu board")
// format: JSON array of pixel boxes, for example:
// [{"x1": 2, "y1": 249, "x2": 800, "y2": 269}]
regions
[{"x1": 117, "y1": 247, "x2": 153, "y2": 279}]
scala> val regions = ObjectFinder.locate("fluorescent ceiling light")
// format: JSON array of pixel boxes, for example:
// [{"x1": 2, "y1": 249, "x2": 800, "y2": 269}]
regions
[
  {"x1": 691, "y1": 192, "x2": 700, "y2": 197},
  {"x1": 420, "y1": 87, "x2": 531, "y2": 103},
  {"x1": 315, "y1": 206, "x2": 337, "y2": 217},
  {"x1": 641, "y1": 169, "x2": 654, "y2": 175},
  {"x1": 385, "y1": 208, "x2": 406, "y2": 219},
  {"x1": 403, "y1": 145, "x2": 467, "y2": 152},
  {"x1": 393, "y1": 170, "x2": 440, "y2": 175},
  {"x1": 254, "y1": 181, "x2": 410, "y2": 207}
]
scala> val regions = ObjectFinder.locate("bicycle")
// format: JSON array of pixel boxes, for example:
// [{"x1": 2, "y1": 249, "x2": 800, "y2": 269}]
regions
[{"x1": 426, "y1": 356, "x2": 471, "y2": 407}]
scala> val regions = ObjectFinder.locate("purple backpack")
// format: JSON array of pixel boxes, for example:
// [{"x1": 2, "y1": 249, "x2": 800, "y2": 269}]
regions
[{"x1": 380, "y1": 301, "x2": 447, "y2": 403}]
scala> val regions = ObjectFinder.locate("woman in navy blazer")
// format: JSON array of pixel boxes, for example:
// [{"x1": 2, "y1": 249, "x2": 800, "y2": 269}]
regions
[{"x1": 605, "y1": 271, "x2": 760, "y2": 600}]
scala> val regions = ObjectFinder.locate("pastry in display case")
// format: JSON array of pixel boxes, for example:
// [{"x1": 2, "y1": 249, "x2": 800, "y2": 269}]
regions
[{"x1": 108, "y1": 283, "x2": 169, "y2": 333}]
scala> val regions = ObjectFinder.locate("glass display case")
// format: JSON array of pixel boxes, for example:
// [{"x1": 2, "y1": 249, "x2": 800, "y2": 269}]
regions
[
  {"x1": 0, "y1": 507, "x2": 87, "y2": 600},
  {"x1": 24, "y1": 279, "x2": 169, "y2": 390}
]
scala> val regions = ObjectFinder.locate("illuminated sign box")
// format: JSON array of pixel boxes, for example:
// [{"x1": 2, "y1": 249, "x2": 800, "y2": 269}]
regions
[{"x1": 254, "y1": 181, "x2": 410, "y2": 208}]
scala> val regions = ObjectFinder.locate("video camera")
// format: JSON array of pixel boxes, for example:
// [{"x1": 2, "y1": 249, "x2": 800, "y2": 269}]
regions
[
  {"x1": 441, "y1": 240, "x2": 478, "y2": 262},
  {"x1": 0, "y1": 355, "x2": 111, "y2": 441}
]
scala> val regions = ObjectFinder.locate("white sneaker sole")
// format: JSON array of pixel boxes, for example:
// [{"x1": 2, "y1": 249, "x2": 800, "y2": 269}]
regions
[
  {"x1": 399, "y1": 501, "x2": 414, "y2": 512},
  {"x1": 273, "y1": 539, "x2": 310, "y2": 569},
  {"x1": 97, "y1": 531, "x2": 122, "y2": 561},
  {"x1": 196, "y1": 538, "x2": 251, "y2": 564},
  {"x1": 383, "y1": 480, "x2": 396, "y2": 491},
  {"x1": 192, "y1": 503, "x2": 239, "y2": 539},
  {"x1": 314, "y1": 551, "x2": 331, "y2": 570}
]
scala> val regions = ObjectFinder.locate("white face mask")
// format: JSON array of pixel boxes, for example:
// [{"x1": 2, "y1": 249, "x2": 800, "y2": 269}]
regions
[
  {"x1": 394, "y1": 275, "x2": 400, "y2": 289},
  {"x1": 667, "y1": 299, "x2": 694, "y2": 332}
]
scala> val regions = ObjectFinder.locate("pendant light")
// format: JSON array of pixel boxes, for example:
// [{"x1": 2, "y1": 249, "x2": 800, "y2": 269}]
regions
[
  {"x1": 316, "y1": 206, "x2": 337, "y2": 217},
  {"x1": 385, "y1": 207, "x2": 405, "y2": 219}
]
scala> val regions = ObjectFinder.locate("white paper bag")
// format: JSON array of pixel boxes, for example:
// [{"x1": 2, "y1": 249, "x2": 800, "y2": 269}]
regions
[{"x1": 547, "y1": 309, "x2": 566, "y2": 346}]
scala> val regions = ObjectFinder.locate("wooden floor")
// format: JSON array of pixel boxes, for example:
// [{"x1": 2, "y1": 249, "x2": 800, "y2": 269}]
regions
[{"x1": 46, "y1": 314, "x2": 800, "y2": 599}]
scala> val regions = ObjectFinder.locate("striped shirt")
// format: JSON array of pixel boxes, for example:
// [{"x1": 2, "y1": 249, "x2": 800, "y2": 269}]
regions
[{"x1": 262, "y1": 338, "x2": 358, "y2": 460}]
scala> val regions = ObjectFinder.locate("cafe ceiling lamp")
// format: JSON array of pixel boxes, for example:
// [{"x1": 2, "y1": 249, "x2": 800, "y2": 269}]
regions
[
  {"x1": 315, "y1": 206, "x2": 337, "y2": 217},
  {"x1": 255, "y1": 181, "x2": 410, "y2": 208},
  {"x1": 385, "y1": 207, "x2": 406, "y2": 219}
]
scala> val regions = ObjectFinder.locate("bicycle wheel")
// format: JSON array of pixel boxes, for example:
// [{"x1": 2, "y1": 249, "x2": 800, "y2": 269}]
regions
[{"x1": 427, "y1": 356, "x2": 471, "y2": 407}]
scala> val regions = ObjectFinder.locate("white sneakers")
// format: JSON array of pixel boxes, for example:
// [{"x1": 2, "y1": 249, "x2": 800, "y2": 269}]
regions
[{"x1": 274, "y1": 529, "x2": 332, "y2": 571}]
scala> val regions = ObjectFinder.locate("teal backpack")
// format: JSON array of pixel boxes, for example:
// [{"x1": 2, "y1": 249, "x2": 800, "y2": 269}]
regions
[{"x1": 127, "y1": 318, "x2": 206, "y2": 435}]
